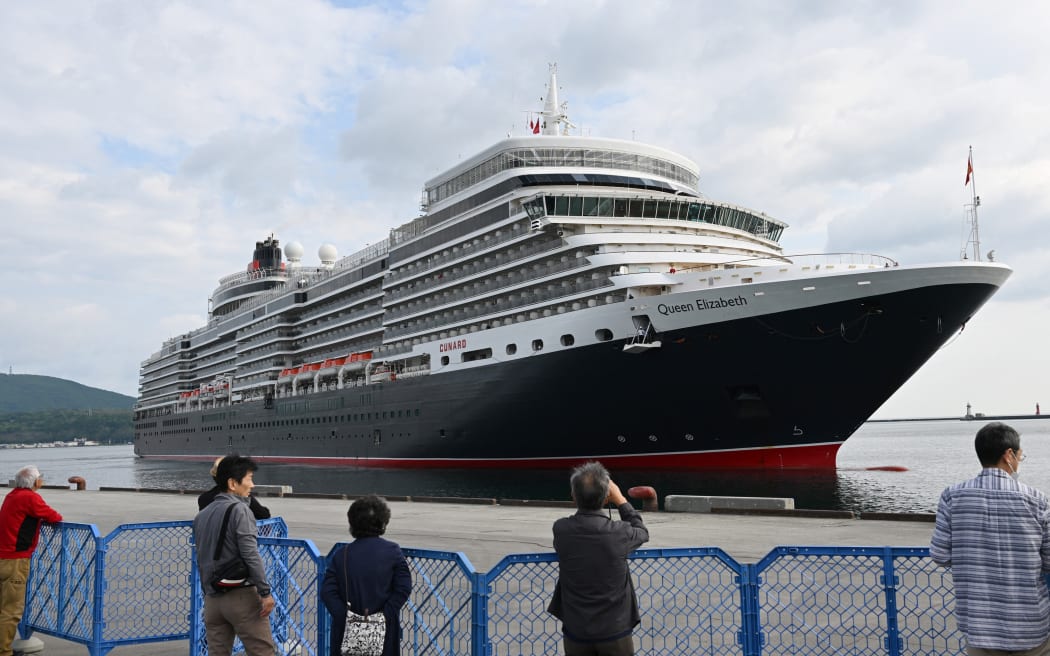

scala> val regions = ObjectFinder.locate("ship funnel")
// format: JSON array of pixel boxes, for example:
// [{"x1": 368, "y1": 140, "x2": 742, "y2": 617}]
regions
[{"x1": 248, "y1": 234, "x2": 282, "y2": 272}]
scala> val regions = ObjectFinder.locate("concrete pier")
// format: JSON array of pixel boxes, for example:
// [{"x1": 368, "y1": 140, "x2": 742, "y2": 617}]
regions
[{"x1": 10, "y1": 487, "x2": 938, "y2": 655}]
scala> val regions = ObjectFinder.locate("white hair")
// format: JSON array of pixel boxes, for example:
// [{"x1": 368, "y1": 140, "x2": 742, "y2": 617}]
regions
[{"x1": 14, "y1": 465, "x2": 40, "y2": 489}]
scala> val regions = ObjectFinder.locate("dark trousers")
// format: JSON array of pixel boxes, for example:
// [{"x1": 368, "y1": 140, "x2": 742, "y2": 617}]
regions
[{"x1": 564, "y1": 634, "x2": 635, "y2": 656}]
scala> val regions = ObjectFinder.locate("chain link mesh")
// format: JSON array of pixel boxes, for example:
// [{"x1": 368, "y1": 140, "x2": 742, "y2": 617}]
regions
[{"x1": 21, "y1": 520, "x2": 990, "y2": 656}]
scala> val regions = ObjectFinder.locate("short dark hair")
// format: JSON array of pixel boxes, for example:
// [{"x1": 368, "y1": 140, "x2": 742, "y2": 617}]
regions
[
  {"x1": 215, "y1": 454, "x2": 258, "y2": 491},
  {"x1": 570, "y1": 461, "x2": 610, "y2": 511},
  {"x1": 974, "y1": 422, "x2": 1021, "y2": 467},
  {"x1": 348, "y1": 494, "x2": 391, "y2": 538}
]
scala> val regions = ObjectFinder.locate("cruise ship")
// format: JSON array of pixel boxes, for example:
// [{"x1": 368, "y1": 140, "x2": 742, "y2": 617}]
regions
[{"x1": 133, "y1": 67, "x2": 1011, "y2": 469}]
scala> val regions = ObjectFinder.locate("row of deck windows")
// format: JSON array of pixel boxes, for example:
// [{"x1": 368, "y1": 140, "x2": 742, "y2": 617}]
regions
[
  {"x1": 426, "y1": 147, "x2": 699, "y2": 206},
  {"x1": 523, "y1": 195, "x2": 784, "y2": 242}
]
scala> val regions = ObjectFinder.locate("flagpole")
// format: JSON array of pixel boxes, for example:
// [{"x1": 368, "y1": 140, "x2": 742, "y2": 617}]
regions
[{"x1": 966, "y1": 145, "x2": 981, "y2": 262}]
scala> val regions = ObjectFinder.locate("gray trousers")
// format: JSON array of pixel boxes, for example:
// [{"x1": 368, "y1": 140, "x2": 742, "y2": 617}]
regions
[{"x1": 203, "y1": 586, "x2": 276, "y2": 656}]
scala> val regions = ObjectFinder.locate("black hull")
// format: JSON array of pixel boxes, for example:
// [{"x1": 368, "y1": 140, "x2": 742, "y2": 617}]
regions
[{"x1": 134, "y1": 280, "x2": 999, "y2": 469}]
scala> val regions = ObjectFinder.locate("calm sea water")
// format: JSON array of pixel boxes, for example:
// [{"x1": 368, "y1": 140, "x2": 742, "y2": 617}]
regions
[{"x1": 3, "y1": 418, "x2": 1049, "y2": 514}]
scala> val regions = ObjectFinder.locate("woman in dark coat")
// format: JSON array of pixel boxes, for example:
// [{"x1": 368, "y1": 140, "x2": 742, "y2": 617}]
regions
[{"x1": 321, "y1": 495, "x2": 412, "y2": 656}]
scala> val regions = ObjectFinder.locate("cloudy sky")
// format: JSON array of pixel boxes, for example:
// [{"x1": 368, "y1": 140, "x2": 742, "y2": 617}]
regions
[{"x1": 2, "y1": 0, "x2": 1047, "y2": 419}]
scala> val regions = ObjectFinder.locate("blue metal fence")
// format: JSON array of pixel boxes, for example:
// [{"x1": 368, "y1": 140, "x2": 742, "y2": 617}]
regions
[{"x1": 21, "y1": 521, "x2": 966, "y2": 656}]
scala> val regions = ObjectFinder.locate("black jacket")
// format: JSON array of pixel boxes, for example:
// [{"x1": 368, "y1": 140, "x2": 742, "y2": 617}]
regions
[{"x1": 548, "y1": 503, "x2": 649, "y2": 642}]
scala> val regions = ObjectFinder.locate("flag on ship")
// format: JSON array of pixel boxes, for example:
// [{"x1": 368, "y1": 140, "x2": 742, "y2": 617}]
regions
[{"x1": 965, "y1": 154, "x2": 973, "y2": 186}]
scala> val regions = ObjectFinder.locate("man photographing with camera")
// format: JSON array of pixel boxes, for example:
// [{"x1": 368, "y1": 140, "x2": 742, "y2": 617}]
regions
[
  {"x1": 548, "y1": 461, "x2": 650, "y2": 656},
  {"x1": 192, "y1": 455, "x2": 275, "y2": 656}
]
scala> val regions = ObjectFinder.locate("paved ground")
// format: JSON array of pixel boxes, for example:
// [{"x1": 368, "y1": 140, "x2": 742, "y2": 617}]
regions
[{"x1": 11, "y1": 487, "x2": 938, "y2": 655}]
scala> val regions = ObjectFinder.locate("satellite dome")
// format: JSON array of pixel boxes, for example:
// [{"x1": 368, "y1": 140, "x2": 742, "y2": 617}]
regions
[
  {"x1": 318, "y1": 243, "x2": 338, "y2": 266},
  {"x1": 284, "y1": 241, "x2": 304, "y2": 261}
]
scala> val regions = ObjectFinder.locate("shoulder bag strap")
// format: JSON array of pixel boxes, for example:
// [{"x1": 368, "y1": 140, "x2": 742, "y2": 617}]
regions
[
  {"x1": 213, "y1": 502, "x2": 238, "y2": 561},
  {"x1": 343, "y1": 544, "x2": 350, "y2": 605}
]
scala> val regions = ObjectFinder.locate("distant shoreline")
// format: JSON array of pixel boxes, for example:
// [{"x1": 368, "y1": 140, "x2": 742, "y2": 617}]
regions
[{"x1": 868, "y1": 414, "x2": 1050, "y2": 423}]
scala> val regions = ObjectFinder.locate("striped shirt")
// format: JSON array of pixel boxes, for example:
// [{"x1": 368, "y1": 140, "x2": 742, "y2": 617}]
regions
[{"x1": 930, "y1": 468, "x2": 1050, "y2": 651}]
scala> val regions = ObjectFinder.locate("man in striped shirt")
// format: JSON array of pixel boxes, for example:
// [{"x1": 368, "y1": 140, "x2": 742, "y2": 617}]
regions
[{"x1": 931, "y1": 422, "x2": 1050, "y2": 655}]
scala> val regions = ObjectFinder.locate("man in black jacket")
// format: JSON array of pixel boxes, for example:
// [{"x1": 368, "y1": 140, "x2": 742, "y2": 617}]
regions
[{"x1": 548, "y1": 461, "x2": 649, "y2": 655}]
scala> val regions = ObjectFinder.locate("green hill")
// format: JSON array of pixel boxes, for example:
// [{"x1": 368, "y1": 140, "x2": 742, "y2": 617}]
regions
[{"x1": 0, "y1": 374, "x2": 134, "y2": 413}]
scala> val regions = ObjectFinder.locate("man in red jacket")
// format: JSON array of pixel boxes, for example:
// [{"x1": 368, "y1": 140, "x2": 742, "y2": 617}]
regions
[{"x1": 0, "y1": 465, "x2": 62, "y2": 656}]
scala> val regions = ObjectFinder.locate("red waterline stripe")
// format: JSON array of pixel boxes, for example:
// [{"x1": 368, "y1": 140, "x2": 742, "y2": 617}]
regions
[{"x1": 140, "y1": 443, "x2": 843, "y2": 470}]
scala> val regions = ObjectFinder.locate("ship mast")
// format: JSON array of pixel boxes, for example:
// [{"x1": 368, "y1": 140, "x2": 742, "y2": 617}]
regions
[
  {"x1": 962, "y1": 145, "x2": 981, "y2": 261},
  {"x1": 538, "y1": 63, "x2": 576, "y2": 136}
]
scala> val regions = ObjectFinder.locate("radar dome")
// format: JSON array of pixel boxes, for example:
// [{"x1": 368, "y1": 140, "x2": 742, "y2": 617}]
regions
[
  {"x1": 318, "y1": 243, "x2": 338, "y2": 267},
  {"x1": 285, "y1": 241, "x2": 304, "y2": 260}
]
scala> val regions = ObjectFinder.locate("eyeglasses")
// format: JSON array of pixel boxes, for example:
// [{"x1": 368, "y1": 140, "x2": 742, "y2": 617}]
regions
[{"x1": 1015, "y1": 450, "x2": 1027, "y2": 463}]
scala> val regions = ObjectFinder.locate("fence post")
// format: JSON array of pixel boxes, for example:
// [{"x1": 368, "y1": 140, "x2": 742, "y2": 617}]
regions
[
  {"x1": 91, "y1": 531, "x2": 106, "y2": 656},
  {"x1": 317, "y1": 550, "x2": 329, "y2": 656},
  {"x1": 737, "y1": 563, "x2": 761, "y2": 656},
  {"x1": 881, "y1": 547, "x2": 902, "y2": 656},
  {"x1": 189, "y1": 543, "x2": 202, "y2": 656},
  {"x1": 56, "y1": 525, "x2": 69, "y2": 635},
  {"x1": 471, "y1": 571, "x2": 490, "y2": 656}
]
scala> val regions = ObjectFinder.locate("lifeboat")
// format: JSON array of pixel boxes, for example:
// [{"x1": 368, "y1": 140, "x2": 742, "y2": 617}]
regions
[
  {"x1": 343, "y1": 351, "x2": 372, "y2": 373},
  {"x1": 318, "y1": 358, "x2": 342, "y2": 377},
  {"x1": 295, "y1": 362, "x2": 322, "y2": 384}
]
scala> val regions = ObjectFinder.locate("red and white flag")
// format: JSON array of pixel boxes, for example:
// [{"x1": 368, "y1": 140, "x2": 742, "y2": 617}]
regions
[
  {"x1": 533, "y1": 119, "x2": 541, "y2": 134},
  {"x1": 965, "y1": 155, "x2": 973, "y2": 186}
]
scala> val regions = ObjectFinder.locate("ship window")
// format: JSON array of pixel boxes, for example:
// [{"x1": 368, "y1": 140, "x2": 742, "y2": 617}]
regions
[
  {"x1": 441, "y1": 356, "x2": 449, "y2": 366},
  {"x1": 569, "y1": 197, "x2": 583, "y2": 216},
  {"x1": 582, "y1": 197, "x2": 598, "y2": 216},
  {"x1": 554, "y1": 197, "x2": 569, "y2": 215},
  {"x1": 506, "y1": 344, "x2": 517, "y2": 355},
  {"x1": 462, "y1": 347, "x2": 493, "y2": 362},
  {"x1": 532, "y1": 339, "x2": 544, "y2": 352},
  {"x1": 560, "y1": 334, "x2": 575, "y2": 347},
  {"x1": 595, "y1": 328, "x2": 613, "y2": 341}
]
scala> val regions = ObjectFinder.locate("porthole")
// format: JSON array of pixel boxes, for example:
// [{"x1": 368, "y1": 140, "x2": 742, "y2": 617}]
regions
[
  {"x1": 685, "y1": 433, "x2": 694, "y2": 441},
  {"x1": 506, "y1": 343, "x2": 517, "y2": 355},
  {"x1": 617, "y1": 435, "x2": 626, "y2": 443},
  {"x1": 648, "y1": 434, "x2": 657, "y2": 442},
  {"x1": 560, "y1": 334, "x2": 575, "y2": 347},
  {"x1": 532, "y1": 339, "x2": 544, "y2": 352},
  {"x1": 441, "y1": 356, "x2": 449, "y2": 366},
  {"x1": 595, "y1": 328, "x2": 613, "y2": 341}
]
